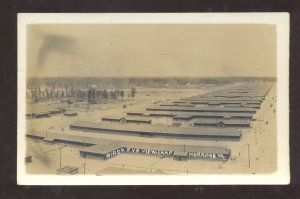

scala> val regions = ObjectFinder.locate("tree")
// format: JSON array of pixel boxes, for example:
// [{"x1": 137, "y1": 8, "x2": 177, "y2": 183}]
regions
[
  {"x1": 45, "y1": 88, "x2": 49, "y2": 99},
  {"x1": 109, "y1": 91, "x2": 116, "y2": 99},
  {"x1": 31, "y1": 90, "x2": 35, "y2": 99},
  {"x1": 88, "y1": 89, "x2": 96, "y2": 102},
  {"x1": 102, "y1": 89, "x2": 108, "y2": 99},
  {"x1": 131, "y1": 87, "x2": 136, "y2": 97},
  {"x1": 37, "y1": 87, "x2": 42, "y2": 99},
  {"x1": 120, "y1": 90, "x2": 124, "y2": 99},
  {"x1": 70, "y1": 87, "x2": 74, "y2": 97}
]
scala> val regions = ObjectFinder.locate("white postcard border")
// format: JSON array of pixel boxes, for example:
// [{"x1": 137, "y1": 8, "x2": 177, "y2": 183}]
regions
[{"x1": 17, "y1": 13, "x2": 290, "y2": 185}]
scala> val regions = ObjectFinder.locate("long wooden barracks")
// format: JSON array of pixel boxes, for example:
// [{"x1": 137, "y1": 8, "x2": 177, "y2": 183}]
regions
[
  {"x1": 70, "y1": 121, "x2": 242, "y2": 140},
  {"x1": 27, "y1": 82, "x2": 274, "y2": 162}
]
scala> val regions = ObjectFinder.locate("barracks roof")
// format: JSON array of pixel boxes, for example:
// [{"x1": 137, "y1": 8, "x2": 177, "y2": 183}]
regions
[{"x1": 70, "y1": 121, "x2": 242, "y2": 137}]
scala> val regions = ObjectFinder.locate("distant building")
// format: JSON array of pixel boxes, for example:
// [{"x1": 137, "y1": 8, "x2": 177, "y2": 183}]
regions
[
  {"x1": 64, "y1": 112, "x2": 78, "y2": 117},
  {"x1": 26, "y1": 108, "x2": 65, "y2": 119},
  {"x1": 70, "y1": 121, "x2": 242, "y2": 140},
  {"x1": 101, "y1": 116, "x2": 151, "y2": 125}
]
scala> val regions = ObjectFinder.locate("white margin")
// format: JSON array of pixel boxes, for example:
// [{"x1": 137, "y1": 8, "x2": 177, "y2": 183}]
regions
[{"x1": 17, "y1": 13, "x2": 290, "y2": 185}]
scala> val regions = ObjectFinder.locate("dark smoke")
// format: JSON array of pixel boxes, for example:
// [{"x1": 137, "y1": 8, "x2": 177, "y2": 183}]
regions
[{"x1": 37, "y1": 34, "x2": 76, "y2": 67}]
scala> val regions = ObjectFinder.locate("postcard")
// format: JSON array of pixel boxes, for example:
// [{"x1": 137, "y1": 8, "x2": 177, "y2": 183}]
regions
[{"x1": 17, "y1": 13, "x2": 290, "y2": 185}]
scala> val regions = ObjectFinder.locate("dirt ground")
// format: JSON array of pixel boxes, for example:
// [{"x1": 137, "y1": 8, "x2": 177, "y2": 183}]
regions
[{"x1": 25, "y1": 83, "x2": 277, "y2": 175}]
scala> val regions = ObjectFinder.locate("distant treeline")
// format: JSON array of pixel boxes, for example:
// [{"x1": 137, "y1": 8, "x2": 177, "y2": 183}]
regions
[{"x1": 27, "y1": 76, "x2": 276, "y2": 89}]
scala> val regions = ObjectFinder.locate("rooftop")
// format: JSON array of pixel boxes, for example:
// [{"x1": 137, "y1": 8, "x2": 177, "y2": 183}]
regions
[
  {"x1": 146, "y1": 106, "x2": 257, "y2": 113},
  {"x1": 174, "y1": 112, "x2": 254, "y2": 119},
  {"x1": 193, "y1": 119, "x2": 251, "y2": 125},
  {"x1": 41, "y1": 131, "x2": 231, "y2": 155},
  {"x1": 70, "y1": 121, "x2": 242, "y2": 137},
  {"x1": 80, "y1": 138, "x2": 230, "y2": 154},
  {"x1": 102, "y1": 116, "x2": 151, "y2": 122}
]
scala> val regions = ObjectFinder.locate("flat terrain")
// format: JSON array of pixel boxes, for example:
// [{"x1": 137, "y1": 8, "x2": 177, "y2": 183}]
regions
[{"x1": 25, "y1": 84, "x2": 277, "y2": 175}]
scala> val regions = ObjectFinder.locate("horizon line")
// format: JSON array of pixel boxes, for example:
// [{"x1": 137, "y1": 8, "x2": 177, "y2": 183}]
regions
[{"x1": 27, "y1": 75, "x2": 277, "y2": 78}]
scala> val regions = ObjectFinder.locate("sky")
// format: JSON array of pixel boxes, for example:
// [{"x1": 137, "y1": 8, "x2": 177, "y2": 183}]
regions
[{"x1": 27, "y1": 24, "x2": 276, "y2": 77}]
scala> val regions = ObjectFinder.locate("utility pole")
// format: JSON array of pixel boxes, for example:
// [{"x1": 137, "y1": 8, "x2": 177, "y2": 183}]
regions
[
  {"x1": 59, "y1": 148, "x2": 62, "y2": 169},
  {"x1": 259, "y1": 118, "x2": 262, "y2": 134},
  {"x1": 247, "y1": 144, "x2": 250, "y2": 168},
  {"x1": 255, "y1": 128, "x2": 257, "y2": 145},
  {"x1": 258, "y1": 113, "x2": 262, "y2": 134},
  {"x1": 83, "y1": 163, "x2": 86, "y2": 174}
]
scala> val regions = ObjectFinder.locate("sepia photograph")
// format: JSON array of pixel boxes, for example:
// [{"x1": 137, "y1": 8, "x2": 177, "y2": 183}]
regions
[{"x1": 17, "y1": 13, "x2": 290, "y2": 185}]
